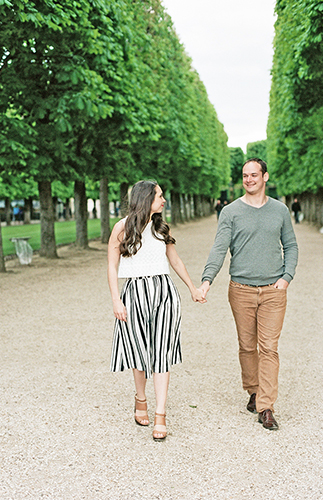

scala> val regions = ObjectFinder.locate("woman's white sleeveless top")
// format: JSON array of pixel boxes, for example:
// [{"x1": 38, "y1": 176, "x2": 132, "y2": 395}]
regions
[{"x1": 118, "y1": 220, "x2": 170, "y2": 278}]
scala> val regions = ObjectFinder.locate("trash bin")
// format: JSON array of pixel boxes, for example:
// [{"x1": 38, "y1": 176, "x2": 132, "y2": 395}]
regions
[{"x1": 10, "y1": 237, "x2": 33, "y2": 265}]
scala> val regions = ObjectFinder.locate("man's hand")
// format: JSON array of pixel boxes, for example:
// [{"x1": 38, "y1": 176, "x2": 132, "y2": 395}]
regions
[
  {"x1": 273, "y1": 278, "x2": 289, "y2": 289},
  {"x1": 191, "y1": 286, "x2": 207, "y2": 303},
  {"x1": 199, "y1": 281, "x2": 210, "y2": 299}
]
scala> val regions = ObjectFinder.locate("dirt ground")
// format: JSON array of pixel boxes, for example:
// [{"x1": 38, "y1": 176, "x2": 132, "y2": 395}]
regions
[{"x1": 1, "y1": 215, "x2": 322, "y2": 500}]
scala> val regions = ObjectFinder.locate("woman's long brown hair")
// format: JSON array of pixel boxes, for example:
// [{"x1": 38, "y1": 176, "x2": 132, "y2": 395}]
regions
[{"x1": 119, "y1": 180, "x2": 175, "y2": 257}]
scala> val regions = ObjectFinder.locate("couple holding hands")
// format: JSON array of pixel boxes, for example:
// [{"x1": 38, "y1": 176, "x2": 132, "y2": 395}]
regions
[{"x1": 108, "y1": 159, "x2": 298, "y2": 440}]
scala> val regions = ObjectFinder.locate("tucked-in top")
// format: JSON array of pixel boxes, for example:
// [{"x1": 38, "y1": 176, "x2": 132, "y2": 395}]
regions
[{"x1": 118, "y1": 220, "x2": 170, "y2": 278}]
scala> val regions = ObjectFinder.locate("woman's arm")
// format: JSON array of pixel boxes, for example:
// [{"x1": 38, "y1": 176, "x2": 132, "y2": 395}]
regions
[
  {"x1": 107, "y1": 220, "x2": 127, "y2": 321},
  {"x1": 166, "y1": 244, "x2": 206, "y2": 303}
]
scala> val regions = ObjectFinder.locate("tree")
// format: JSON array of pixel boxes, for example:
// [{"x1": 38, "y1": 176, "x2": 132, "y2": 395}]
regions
[
  {"x1": 267, "y1": 0, "x2": 323, "y2": 196},
  {"x1": 100, "y1": 177, "x2": 110, "y2": 243},
  {"x1": 229, "y1": 147, "x2": 245, "y2": 185},
  {"x1": 0, "y1": 219, "x2": 4, "y2": 272},
  {"x1": 1, "y1": 0, "x2": 231, "y2": 252},
  {"x1": 129, "y1": 4, "x2": 230, "y2": 218},
  {"x1": 1, "y1": 1, "x2": 149, "y2": 253},
  {"x1": 246, "y1": 140, "x2": 267, "y2": 163},
  {"x1": 52, "y1": 180, "x2": 74, "y2": 220},
  {"x1": 0, "y1": 114, "x2": 36, "y2": 271},
  {"x1": 0, "y1": 171, "x2": 38, "y2": 225}
]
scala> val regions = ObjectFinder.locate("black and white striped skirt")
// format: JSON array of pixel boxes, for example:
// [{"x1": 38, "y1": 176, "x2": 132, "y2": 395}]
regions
[{"x1": 110, "y1": 274, "x2": 182, "y2": 378}]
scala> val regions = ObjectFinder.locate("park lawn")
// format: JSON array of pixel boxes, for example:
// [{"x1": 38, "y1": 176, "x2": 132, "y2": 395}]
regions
[{"x1": 2, "y1": 218, "x2": 119, "y2": 256}]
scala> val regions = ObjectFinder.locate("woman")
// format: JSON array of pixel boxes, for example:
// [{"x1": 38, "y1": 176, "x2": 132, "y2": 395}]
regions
[{"x1": 108, "y1": 180, "x2": 205, "y2": 441}]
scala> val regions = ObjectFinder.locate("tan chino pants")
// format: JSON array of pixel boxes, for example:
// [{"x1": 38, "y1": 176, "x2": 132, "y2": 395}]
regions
[{"x1": 228, "y1": 280, "x2": 287, "y2": 413}]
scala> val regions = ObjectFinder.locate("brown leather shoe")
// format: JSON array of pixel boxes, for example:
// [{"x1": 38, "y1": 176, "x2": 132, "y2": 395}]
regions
[
  {"x1": 247, "y1": 393, "x2": 257, "y2": 413},
  {"x1": 258, "y1": 409, "x2": 279, "y2": 430}
]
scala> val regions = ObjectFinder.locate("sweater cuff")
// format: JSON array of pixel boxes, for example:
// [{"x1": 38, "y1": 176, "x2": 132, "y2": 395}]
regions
[
  {"x1": 202, "y1": 277, "x2": 213, "y2": 285},
  {"x1": 282, "y1": 273, "x2": 293, "y2": 284}
]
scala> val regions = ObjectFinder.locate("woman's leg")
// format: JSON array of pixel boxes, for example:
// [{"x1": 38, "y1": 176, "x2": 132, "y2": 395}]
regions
[
  {"x1": 153, "y1": 372, "x2": 170, "y2": 439},
  {"x1": 133, "y1": 369, "x2": 149, "y2": 425},
  {"x1": 153, "y1": 372, "x2": 170, "y2": 413},
  {"x1": 133, "y1": 368, "x2": 147, "y2": 400}
]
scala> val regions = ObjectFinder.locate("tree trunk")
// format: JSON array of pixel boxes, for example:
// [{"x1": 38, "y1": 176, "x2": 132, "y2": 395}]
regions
[
  {"x1": 92, "y1": 199, "x2": 97, "y2": 219},
  {"x1": 182, "y1": 194, "x2": 188, "y2": 222},
  {"x1": 201, "y1": 195, "x2": 210, "y2": 216},
  {"x1": 5, "y1": 197, "x2": 11, "y2": 226},
  {"x1": 65, "y1": 198, "x2": 71, "y2": 221},
  {"x1": 187, "y1": 194, "x2": 193, "y2": 220},
  {"x1": 38, "y1": 180, "x2": 58, "y2": 258},
  {"x1": 120, "y1": 182, "x2": 129, "y2": 217},
  {"x1": 171, "y1": 191, "x2": 182, "y2": 226},
  {"x1": 52, "y1": 196, "x2": 59, "y2": 221},
  {"x1": 200, "y1": 195, "x2": 205, "y2": 216},
  {"x1": 201, "y1": 196, "x2": 205, "y2": 216},
  {"x1": 74, "y1": 180, "x2": 88, "y2": 249},
  {"x1": 193, "y1": 194, "x2": 198, "y2": 219},
  {"x1": 100, "y1": 177, "x2": 110, "y2": 243},
  {"x1": 0, "y1": 223, "x2": 6, "y2": 272},
  {"x1": 24, "y1": 197, "x2": 32, "y2": 224},
  {"x1": 193, "y1": 194, "x2": 201, "y2": 218}
]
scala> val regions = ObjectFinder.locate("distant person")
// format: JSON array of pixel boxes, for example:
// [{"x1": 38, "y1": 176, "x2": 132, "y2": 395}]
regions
[
  {"x1": 13, "y1": 205, "x2": 20, "y2": 223},
  {"x1": 199, "y1": 158, "x2": 298, "y2": 430},
  {"x1": 291, "y1": 197, "x2": 301, "y2": 224},
  {"x1": 215, "y1": 200, "x2": 223, "y2": 219},
  {"x1": 108, "y1": 180, "x2": 205, "y2": 441}
]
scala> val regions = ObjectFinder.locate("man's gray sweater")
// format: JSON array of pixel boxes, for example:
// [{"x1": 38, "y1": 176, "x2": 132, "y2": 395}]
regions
[{"x1": 202, "y1": 197, "x2": 298, "y2": 286}]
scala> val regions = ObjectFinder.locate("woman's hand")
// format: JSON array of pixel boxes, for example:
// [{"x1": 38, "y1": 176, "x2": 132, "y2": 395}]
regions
[
  {"x1": 113, "y1": 298, "x2": 127, "y2": 322},
  {"x1": 191, "y1": 286, "x2": 207, "y2": 303}
]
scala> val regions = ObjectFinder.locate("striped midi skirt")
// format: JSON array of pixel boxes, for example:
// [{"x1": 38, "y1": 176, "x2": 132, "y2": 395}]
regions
[{"x1": 110, "y1": 274, "x2": 182, "y2": 379}]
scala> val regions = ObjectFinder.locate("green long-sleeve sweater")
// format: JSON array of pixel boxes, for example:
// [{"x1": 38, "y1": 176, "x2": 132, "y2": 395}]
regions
[{"x1": 202, "y1": 197, "x2": 298, "y2": 286}]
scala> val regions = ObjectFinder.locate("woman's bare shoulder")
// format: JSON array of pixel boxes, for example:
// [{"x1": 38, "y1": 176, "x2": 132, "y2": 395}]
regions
[
  {"x1": 115, "y1": 218, "x2": 126, "y2": 230},
  {"x1": 110, "y1": 218, "x2": 126, "y2": 240}
]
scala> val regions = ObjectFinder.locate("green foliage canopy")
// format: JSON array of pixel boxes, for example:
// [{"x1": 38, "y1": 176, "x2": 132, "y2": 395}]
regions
[
  {"x1": 267, "y1": 0, "x2": 323, "y2": 195},
  {"x1": 0, "y1": 0, "x2": 230, "y2": 199},
  {"x1": 229, "y1": 147, "x2": 245, "y2": 185},
  {"x1": 246, "y1": 140, "x2": 267, "y2": 163}
]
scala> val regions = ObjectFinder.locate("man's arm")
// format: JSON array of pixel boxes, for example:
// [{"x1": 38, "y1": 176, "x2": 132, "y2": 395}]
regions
[
  {"x1": 280, "y1": 208, "x2": 299, "y2": 284},
  {"x1": 201, "y1": 210, "x2": 232, "y2": 287}
]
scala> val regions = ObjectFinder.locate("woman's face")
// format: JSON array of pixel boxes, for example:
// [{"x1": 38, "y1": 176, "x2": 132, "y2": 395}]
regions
[{"x1": 150, "y1": 185, "x2": 166, "y2": 215}]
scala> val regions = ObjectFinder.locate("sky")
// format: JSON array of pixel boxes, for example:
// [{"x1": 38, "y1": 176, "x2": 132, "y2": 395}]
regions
[{"x1": 161, "y1": 0, "x2": 277, "y2": 152}]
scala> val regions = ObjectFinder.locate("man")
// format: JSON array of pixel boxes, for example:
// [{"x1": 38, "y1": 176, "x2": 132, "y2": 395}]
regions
[
  {"x1": 291, "y1": 197, "x2": 301, "y2": 224},
  {"x1": 215, "y1": 199, "x2": 223, "y2": 219},
  {"x1": 200, "y1": 158, "x2": 298, "y2": 430}
]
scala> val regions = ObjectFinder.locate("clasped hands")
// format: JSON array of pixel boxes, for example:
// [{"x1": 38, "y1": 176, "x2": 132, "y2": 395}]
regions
[{"x1": 191, "y1": 280, "x2": 210, "y2": 304}]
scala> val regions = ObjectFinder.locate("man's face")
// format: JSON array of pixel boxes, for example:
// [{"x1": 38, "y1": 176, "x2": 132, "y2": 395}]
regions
[{"x1": 242, "y1": 162, "x2": 269, "y2": 195}]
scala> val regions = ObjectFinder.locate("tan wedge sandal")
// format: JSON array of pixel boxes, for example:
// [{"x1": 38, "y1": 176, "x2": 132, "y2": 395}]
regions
[
  {"x1": 153, "y1": 413, "x2": 167, "y2": 441},
  {"x1": 134, "y1": 395, "x2": 149, "y2": 426}
]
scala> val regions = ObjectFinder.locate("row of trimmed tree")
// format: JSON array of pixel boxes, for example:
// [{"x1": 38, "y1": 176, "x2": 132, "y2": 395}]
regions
[
  {"x1": 0, "y1": 0, "x2": 230, "y2": 272},
  {"x1": 230, "y1": 0, "x2": 323, "y2": 222},
  {"x1": 266, "y1": 0, "x2": 323, "y2": 215}
]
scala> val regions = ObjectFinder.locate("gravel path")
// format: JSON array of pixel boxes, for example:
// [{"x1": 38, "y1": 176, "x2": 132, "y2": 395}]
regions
[{"x1": 1, "y1": 215, "x2": 322, "y2": 500}]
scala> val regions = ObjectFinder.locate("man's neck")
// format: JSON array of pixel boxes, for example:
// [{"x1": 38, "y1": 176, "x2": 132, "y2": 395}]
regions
[{"x1": 241, "y1": 193, "x2": 268, "y2": 208}]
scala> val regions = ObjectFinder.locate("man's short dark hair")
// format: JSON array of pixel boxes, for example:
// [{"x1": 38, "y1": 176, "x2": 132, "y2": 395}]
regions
[{"x1": 243, "y1": 158, "x2": 267, "y2": 175}]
